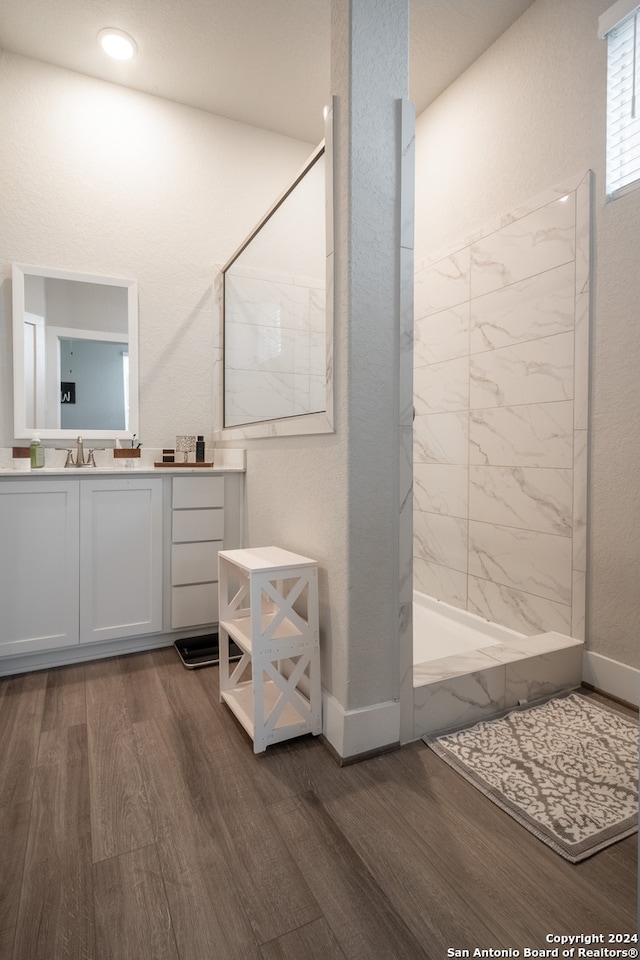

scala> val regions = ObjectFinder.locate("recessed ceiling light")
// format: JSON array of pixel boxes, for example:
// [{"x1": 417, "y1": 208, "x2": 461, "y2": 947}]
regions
[{"x1": 98, "y1": 28, "x2": 137, "y2": 61}]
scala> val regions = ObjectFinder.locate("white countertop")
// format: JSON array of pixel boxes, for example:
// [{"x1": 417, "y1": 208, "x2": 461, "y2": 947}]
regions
[
  {"x1": 0, "y1": 465, "x2": 244, "y2": 476},
  {"x1": 0, "y1": 446, "x2": 246, "y2": 476}
]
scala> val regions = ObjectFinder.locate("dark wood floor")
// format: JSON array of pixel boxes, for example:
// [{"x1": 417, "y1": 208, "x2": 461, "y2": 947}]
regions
[{"x1": 0, "y1": 648, "x2": 637, "y2": 960}]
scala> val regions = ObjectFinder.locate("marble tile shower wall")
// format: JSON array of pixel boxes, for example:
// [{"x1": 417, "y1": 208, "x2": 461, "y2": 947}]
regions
[
  {"x1": 413, "y1": 173, "x2": 591, "y2": 641},
  {"x1": 224, "y1": 271, "x2": 326, "y2": 426}
]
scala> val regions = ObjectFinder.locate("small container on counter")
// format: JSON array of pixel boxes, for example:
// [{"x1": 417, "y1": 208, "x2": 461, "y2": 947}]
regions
[
  {"x1": 30, "y1": 437, "x2": 45, "y2": 469},
  {"x1": 12, "y1": 446, "x2": 31, "y2": 471}
]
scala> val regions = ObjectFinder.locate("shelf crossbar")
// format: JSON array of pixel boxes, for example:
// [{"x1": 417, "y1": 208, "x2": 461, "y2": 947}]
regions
[
  {"x1": 259, "y1": 654, "x2": 313, "y2": 731},
  {"x1": 258, "y1": 575, "x2": 312, "y2": 643}
]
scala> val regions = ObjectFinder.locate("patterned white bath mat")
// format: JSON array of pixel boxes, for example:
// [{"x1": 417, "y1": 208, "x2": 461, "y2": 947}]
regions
[{"x1": 425, "y1": 693, "x2": 638, "y2": 862}]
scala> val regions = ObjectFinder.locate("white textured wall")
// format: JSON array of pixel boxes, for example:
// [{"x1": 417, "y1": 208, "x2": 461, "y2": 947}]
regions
[
  {"x1": 414, "y1": 0, "x2": 640, "y2": 668},
  {"x1": 0, "y1": 50, "x2": 313, "y2": 451}
]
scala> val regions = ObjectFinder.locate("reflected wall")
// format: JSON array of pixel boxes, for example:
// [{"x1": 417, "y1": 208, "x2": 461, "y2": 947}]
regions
[{"x1": 223, "y1": 147, "x2": 327, "y2": 428}]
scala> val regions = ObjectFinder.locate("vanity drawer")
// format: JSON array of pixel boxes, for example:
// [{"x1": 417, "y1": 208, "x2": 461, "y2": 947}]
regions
[
  {"x1": 172, "y1": 476, "x2": 224, "y2": 509},
  {"x1": 171, "y1": 584, "x2": 218, "y2": 629},
  {"x1": 172, "y1": 508, "x2": 224, "y2": 543},
  {"x1": 171, "y1": 541, "x2": 220, "y2": 585}
]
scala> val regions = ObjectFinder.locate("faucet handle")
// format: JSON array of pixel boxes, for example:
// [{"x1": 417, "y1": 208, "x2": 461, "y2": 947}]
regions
[
  {"x1": 64, "y1": 449, "x2": 75, "y2": 468},
  {"x1": 87, "y1": 450, "x2": 97, "y2": 467}
]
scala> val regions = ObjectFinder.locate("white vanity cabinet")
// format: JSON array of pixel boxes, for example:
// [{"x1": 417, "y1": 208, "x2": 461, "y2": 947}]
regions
[
  {"x1": 0, "y1": 469, "x2": 243, "y2": 674},
  {"x1": 80, "y1": 477, "x2": 163, "y2": 643},
  {"x1": 0, "y1": 479, "x2": 80, "y2": 655}
]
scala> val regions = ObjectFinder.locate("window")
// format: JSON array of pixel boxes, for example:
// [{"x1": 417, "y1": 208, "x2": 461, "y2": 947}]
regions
[{"x1": 600, "y1": 1, "x2": 640, "y2": 199}]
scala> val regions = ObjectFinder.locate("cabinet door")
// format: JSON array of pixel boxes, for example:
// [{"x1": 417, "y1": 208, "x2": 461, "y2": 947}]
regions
[
  {"x1": 172, "y1": 475, "x2": 224, "y2": 508},
  {"x1": 172, "y1": 508, "x2": 224, "y2": 543},
  {"x1": 171, "y1": 583, "x2": 219, "y2": 630},
  {"x1": 0, "y1": 480, "x2": 80, "y2": 654},
  {"x1": 80, "y1": 478, "x2": 163, "y2": 643},
  {"x1": 171, "y1": 541, "x2": 219, "y2": 585}
]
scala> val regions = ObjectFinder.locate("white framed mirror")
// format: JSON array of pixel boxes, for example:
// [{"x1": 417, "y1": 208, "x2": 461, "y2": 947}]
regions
[{"x1": 12, "y1": 263, "x2": 139, "y2": 441}]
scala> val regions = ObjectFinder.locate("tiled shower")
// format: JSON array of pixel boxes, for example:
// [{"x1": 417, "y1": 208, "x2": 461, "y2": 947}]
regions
[{"x1": 413, "y1": 172, "x2": 591, "y2": 643}]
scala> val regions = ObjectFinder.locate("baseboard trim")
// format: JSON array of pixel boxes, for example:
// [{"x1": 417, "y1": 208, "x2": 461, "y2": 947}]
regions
[
  {"x1": 0, "y1": 629, "x2": 212, "y2": 677},
  {"x1": 320, "y1": 734, "x2": 400, "y2": 766},
  {"x1": 322, "y1": 692, "x2": 400, "y2": 761},
  {"x1": 582, "y1": 650, "x2": 639, "y2": 708}
]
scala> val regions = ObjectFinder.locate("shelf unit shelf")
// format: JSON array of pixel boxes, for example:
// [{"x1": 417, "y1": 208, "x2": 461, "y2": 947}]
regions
[
  {"x1": 219, "y1": 612, "x2": 314, "y2": 656},
  {"x1": 218, "y1": 546, "x2": 321, "y2": 753},
  {"x1": 221, "y1": 680, "x2": 315, "y2": 741}
]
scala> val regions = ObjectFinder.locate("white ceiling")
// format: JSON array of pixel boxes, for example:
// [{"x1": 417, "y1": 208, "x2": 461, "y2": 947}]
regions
[{"x1": 0, "y1": 0, "x2": 535, "y2": 144}]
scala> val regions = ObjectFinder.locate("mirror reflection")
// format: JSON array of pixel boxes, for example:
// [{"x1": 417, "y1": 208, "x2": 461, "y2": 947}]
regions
[
  {"x1": 13, "y1": 264, "x2": 138, "y2": 440},
  {"x1": 223, "y1": 144, "x2": 326, "y2": 428},
  {"x1": 57, "y1": 335, "x2": 128, "y2": 430}
]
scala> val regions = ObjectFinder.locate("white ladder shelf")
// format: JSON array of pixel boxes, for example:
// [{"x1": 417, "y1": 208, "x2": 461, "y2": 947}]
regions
[{"x1": 217, "y1": 546, "x2": 321, "y2": 753}]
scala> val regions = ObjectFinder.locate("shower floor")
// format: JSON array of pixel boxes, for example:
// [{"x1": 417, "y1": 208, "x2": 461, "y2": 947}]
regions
[
  {"x1": 411, "y1": 592, "x2": 583, "y2": 741},
  {"x1": 413, "y1": 595, "x2": 504, "y2": 662}
]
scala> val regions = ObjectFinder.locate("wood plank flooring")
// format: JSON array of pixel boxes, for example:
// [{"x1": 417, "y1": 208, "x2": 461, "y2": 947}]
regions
[{"x1": 0, "y1": 648, "x2": 637, "y2": 959}]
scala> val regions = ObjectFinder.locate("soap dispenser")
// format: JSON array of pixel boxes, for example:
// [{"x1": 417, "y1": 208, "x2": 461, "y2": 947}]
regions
[
  {"x1": 196, "y1": 435, "x2": 205, "y2": 462},
  {"x1": 30, "y1": 436, "x2": 45, "y2": 469}
]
